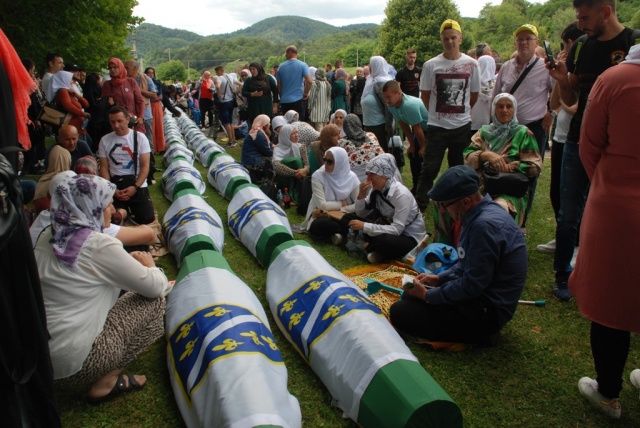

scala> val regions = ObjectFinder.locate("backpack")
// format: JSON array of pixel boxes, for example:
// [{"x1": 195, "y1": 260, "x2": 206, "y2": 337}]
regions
[{"x1": 0, "y1": 152, "x2": 24, "y2": 252}]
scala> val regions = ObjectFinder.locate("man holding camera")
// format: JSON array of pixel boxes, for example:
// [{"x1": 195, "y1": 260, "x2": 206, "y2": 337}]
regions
[{"x1": 99, "y1": 106, "x2": 155, "y2": 225}]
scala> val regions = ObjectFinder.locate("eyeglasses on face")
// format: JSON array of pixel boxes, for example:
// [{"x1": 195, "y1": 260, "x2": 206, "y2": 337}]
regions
[
  {"x1": 516, "y1": 37, "x2": 537, "y2": 43},
  {"x1": 322, "y1": 158, "x2": 334, "y2": 165},
  {"x1": 439, "y1": 196, "x2": 465, "y2": 210}
]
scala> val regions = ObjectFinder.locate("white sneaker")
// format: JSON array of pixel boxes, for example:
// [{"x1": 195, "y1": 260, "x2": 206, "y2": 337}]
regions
[
  {"x1": 578, "y1": 376, "x2": 621, "y2": 419},
  {"x1": 536, "y1": 239, "x2": 556, "y2": 253},
  {"x1": 330, "y1": 233, "x2": 343, "y2": 246},
  {"x1": 631, "y1": 369, "x2": 640, "y2": 397}
]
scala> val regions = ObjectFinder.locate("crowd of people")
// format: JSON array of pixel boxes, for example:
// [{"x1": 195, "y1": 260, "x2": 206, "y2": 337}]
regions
[{"x1": 2, "y1": 0, "x2": 639, "y2": 422}]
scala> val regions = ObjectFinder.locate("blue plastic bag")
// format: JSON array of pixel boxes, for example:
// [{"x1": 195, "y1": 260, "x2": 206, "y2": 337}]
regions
[{"x1": 412, "y1": 243, "x2": 458, "y2": 274}]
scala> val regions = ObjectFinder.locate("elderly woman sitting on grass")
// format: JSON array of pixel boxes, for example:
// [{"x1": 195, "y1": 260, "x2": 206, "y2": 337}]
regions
[{"x1": 34, "y1": 172, "x2": 172, "y2": 404}]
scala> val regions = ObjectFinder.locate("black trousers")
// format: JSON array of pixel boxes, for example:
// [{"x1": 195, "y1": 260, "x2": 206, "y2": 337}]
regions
[
  {"x1": 114, "y1": 187, "x2": 155, "y2": 225},
  {"x1": 390, "y1": 294, "x2": 501, "y2": 343},
  {"x1": 549, "y1": 140, "x2": 564, "y2": 219},
  {"x1": 590, "y1": 321, "x2": 630, "y2": 399},
  {"x1": 199, "y1": 98, "x2": 214, "y2": 128},
  {"x1": 280, "y1": 99, "x2": 304, "y2": 118},
  {"x1": 338, "y1": 213, "x2": 417, "y2": 260}
]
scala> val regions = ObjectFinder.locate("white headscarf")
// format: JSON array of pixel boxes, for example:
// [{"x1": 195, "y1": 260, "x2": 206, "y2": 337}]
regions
[
  {"x1": 284, "y1": 110, "x2": 299, "y2": 123},
  {"x1": 51, "y1": 70, "x2": 80, "y2": 96},
  {"x1": 313, "y1": 147, "x2": 360, "y2": 201},
  {"x1": 271, "y1": 115, "x2": 287, "y2": 131},
  {"x1": 273, "y1": 124, "x2": 301, "y2": 161},
  {"x1": 329, "y1": 109, "x2": 347, "y2": 137},
  {"x1": 625, "y1": 44, "x2": 640, "y2": 64},
  {"x1": 478, "y1": 55, "x2": 496, "y2": 86},
  {"x1": 362, "y1": 56, "x2": 392, "y2": 100},
  {"x1": 309, "y1": 66, "x2": 318, "y2": 81}
]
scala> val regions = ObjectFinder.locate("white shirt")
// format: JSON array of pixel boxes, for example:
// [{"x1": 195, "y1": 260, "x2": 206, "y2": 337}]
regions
[
  {"x1": 34, "y1": 229, "x2": 170, "y2": 379},
  {"x1": 419, "y1": 53, "x2": 480, "y2": 129},
  {"x1": 98, "y1": 130, "x2": 151, "y2": 184}
]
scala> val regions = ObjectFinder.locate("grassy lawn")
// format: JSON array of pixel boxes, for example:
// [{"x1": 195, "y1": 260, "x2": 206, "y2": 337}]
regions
[{"x1": 55, "y1": 142, "x2": 640, "y2": 427}]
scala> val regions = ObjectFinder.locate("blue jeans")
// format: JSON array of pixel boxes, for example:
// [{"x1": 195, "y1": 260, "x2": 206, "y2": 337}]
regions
[{"x1": 553, "y1": 141, "x2": 589, "y2": 283}]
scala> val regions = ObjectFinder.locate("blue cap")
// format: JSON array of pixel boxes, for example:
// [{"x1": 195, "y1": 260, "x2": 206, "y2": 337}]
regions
[{"x1": 427, "y1": 165, "x2": 479, "y2": 202}]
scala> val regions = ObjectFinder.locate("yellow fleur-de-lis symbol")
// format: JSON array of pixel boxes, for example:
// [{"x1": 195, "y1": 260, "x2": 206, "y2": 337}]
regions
[
  {"x1": 322, "y1": 304, "x2": 345, "y2": 321},
  {"x1": 339, "y1": 294, "x2": 361, "y2": 303},
  {"x1": 288, "y1": 311, "x2": 306, "y2": 330},
  {"x1": 261, "y1": 335, "x2": 278, "y2": 351},
  {"x1": 240, "y1": 331, "x2": 263, "y2": 346},
  {"x1": 304, "y1": 280, "x2": 324, "y2": 294},
  {"x1": 280, "y1": 299, "x2": 297, "y2": 315},
  {"x1": 179, "y1": 337, "x2": 198, "y2": 361},
  {"x1": 212, "y1": 338, "x2": 243, "y2": 352},
  {"x1": 204, "y1": 307, "x2": 231, "y2": 317},
  {"x1": 175, "y1": 321, "x2": 195, "y2": 342},
  {"x1": 243, "y1": 201, "x2": 252, "y2": 208}
]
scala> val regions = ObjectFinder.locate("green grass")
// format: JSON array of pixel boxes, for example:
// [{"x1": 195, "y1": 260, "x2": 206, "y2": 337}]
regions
[{"x1": 56, "y1": 144, "x2": 640, "y2": 427}]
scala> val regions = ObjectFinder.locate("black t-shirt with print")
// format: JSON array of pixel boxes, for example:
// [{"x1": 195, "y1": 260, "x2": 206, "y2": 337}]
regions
[
  {"x1": 567, "y1": 27, "x2": 639, "y2": 143},
  {"x1": 395, "y1": 65, "x2": 422, "y2": 98}
]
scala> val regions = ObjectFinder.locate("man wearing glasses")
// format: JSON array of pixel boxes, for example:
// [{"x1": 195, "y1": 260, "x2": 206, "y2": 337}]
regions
[
  {"x1": 493, "y1": 24, "x2": 555, "y2": 227},
  {"x1": 389, "y1": 165, "x2": 527, "y2": 344}
]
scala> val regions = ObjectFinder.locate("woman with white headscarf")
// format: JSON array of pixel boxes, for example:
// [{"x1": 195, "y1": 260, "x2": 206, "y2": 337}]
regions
[
  {"x1": 53, "y1": 70, "x2": 90, "y2": 137},
  {"x1": 347, "y1": 154, "x2": 425, "y2": 263},
  {"x1": 284, "y1": 110, "x2": 299, "y2": 123},
  {"x1": 329, "y1": 108, "x2": 347, "y2": 137},
  {"x1": 34, "y1": 172, "x2": 171, "y2": 402},
  {"x1": 301, "y1": 147, "x2": 360, "y2": 242},
  {"x1": 361, "y1": 56, "x2": 394, "y2": 151},
  {"x1": 273, "y1": 124, "x2": 309, "y2": 203}
]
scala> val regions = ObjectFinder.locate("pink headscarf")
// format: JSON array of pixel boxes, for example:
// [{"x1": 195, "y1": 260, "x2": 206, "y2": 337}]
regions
[
  {"x1": 107, "y1": 57, "x2": 127, "y2": 86},
  {"x1": 249, "y1": 114, "x2": 271, "y2": 143}
]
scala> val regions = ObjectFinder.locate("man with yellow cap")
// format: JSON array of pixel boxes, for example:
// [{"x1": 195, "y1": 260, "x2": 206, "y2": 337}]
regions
[
  {"x1": 493, "y1": 24, "x2": 554, "y2": 227},
  {"x1": 415, "y1": 19, "x2": 480, "y2": 211}
]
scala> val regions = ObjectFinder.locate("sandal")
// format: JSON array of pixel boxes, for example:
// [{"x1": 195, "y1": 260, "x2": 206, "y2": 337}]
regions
[{"x1": 87, "y1": 373, "x2": 145, "y2": 405}]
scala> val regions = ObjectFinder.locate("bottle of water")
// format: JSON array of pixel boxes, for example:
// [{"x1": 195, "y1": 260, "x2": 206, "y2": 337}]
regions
[
  {"x1": 355, "y1": 230, "x2": 366, "y2": 257},
  {"x1": 402, "y1": 233, "x2": 431, "y2": 265},
  {"x1": 277, "y1": 189, "x2": 283, "y2": 206},
  {"x1": 346, "y1": 229, "x2": 357, "y2": 256}
]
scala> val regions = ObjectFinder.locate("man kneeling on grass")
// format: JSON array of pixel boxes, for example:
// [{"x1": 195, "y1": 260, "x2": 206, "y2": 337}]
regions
[{"x1": 389, "y1": 165, "x2": 527, "y2": 344}]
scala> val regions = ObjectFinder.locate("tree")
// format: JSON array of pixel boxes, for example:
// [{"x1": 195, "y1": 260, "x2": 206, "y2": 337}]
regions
[
  {"x1": 1, "y1": 0, "x2": 140, "y2": 72},
  {"x1": 156, "y1": 60, "x2": 187, "y2": 82},
  {"x1": 378, "y1": 0, "x2": 461, "y2": 67}
]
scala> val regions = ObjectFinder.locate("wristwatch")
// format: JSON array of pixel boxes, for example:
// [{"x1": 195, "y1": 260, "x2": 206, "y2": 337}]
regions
[{"x1": 549, "y1": 110, "x2": 558, "y2": 119}]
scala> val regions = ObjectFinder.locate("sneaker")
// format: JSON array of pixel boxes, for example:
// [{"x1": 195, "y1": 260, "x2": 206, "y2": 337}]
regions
[
  {"x1": 330, "y1": 233, "x2": 343, "y2": 246},
  {"x1": 226, "y1": 141, "x2": 238, "y2": 148},
  {"x1": 536, "y1": 239, "x2": 556, "y2": 253},
  {"x1": 578, "y1": 377, "x2": 621, "y2": 419},
  {"x1": 552, "y1": 282, "x2": 572, "y2": 301},
  {"x1": 631, "y1": 369, "x2": 640, "y2": 396},
  {"x1": 367, "y1": 251, "x2": 385, "y2": 264},
  {"x1": 570, "y1": 246, "x2": 579, "y2": 269}
]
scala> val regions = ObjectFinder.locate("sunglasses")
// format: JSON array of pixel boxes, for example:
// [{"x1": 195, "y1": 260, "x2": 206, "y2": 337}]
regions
[{"x1": 322, "y1": 158, "x2": 334, "y2": 165}]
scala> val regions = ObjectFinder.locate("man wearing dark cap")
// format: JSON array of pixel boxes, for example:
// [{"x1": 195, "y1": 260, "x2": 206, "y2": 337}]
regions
[{"x1": 389, "y1": 165, "x2": 527, "y2": 344}]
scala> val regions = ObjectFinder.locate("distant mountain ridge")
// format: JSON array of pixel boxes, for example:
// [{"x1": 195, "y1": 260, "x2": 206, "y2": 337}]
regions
[{"x1": 128, "y1": 16, "x2": 378, "y2": 58}]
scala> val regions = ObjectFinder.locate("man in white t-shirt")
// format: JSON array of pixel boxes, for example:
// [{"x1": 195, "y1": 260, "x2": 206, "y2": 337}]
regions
[
  {"x1": 42, "y1": 52, "x2": 64, "y2": 102},
  {"x1": 98, "y1": 106, "x2": 155, "y2": 224},
  {"x1": 416, "y1": 19, "x2": 480, "y2": 210}
]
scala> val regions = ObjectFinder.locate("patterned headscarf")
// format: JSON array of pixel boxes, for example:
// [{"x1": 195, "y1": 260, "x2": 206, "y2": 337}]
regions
[
  {"x1": 313, "y1": 146, "x2": 360, "y2": 201},
  {"x1": 49, "y1": 172, "x2": 116, "y2": 268},
  {"x1": 342, "y1": 113, "x2": 370, "y2": 147},
  {"x1": 480, "y1": 93, "x2": 525, "y2": 152},
  {"x1": 74, "y1": 155, "x2": 98, "y2": 175},
  {"x1": 335, "y1": 68, "x2": 348, "y2": 81},
  {"x1": 315, "y1": 68, "x2": 327, "y2": 82},
  {"x1": 366, "y1": 153, "x2": 397, "y2": 180},
  {"x1": 273, "y1": 124, "x2": 301, "y2": 161}
]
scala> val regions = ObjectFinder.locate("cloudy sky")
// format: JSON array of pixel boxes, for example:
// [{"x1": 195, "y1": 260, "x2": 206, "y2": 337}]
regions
[{"x1": 134, "y1": 0, "x2": 505, "y2": 36}]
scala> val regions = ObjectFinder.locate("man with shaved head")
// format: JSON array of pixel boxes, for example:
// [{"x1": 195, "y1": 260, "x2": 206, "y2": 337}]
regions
[
  {"x1": 277, "y1": 45, "x2": 312, "y2": 117},
  {"x1": 44, "y1": 125, "x2": 92, "y2": 170}
]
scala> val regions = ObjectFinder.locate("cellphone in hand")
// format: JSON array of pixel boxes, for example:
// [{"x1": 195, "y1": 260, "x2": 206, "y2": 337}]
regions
[{"x1": 543, "y1": 40, "x2": 555, "y2": 69}]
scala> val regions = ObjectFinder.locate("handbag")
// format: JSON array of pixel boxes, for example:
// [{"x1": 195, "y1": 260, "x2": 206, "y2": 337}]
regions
[
  {"x1": 259, "y1": 177, "x2": 278, "y2": 202},
  {"x1": 482, "y1": 162, "x2": 530, "y2": 198},
  {"x1": 38, "y1": 102, "x2": 72, "y2": 127},
  {"x1": 225, "y1": 75, "x2": 245, "y2": 108}
]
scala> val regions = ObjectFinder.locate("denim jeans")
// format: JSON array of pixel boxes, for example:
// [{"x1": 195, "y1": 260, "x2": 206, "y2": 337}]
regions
[
  {"x1": 553, "y1": 141, "x2": 589, "y2": 283},
  {"x1": 415, "y1": 123, "x2": 471, "y2": 210}
]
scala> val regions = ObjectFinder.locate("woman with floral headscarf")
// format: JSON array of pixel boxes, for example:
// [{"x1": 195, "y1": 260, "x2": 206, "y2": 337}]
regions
[
  {"x1": 339, "y1": 113, "x2": 384, "y2": 182},
  {"x1": 34, "y1": 172, "x2": 171, "y2": 403},
  {"x1": 331, "y1": 68, "x2": 349, "y2": 114},
  {"x1": 464, "y1": 93, "x2": 541, "y2": 226},
  {"x1": 347, "y1": 154, "x2": 425, "y2": 263},
  {"x1": 273, "y1": 124, "x2": 309, "y2": 203},
  {"x1": 301, "y1": 147, "x2": 360, "y2": 241},
  {"x1": 308, "y1": 68, "x2": 331, "y2": 130}
]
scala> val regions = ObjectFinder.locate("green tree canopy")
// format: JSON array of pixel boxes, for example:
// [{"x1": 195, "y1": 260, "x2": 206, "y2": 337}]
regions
[
  {"x1": 378, "y1": 0, "x2": 462, "y2": 67},
  {"x1": 1, "y1": 0, "x2": 140, "y2": 72},
  {"x1": 156, "y1": 60, "x2": 187, "y2": 82}
]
